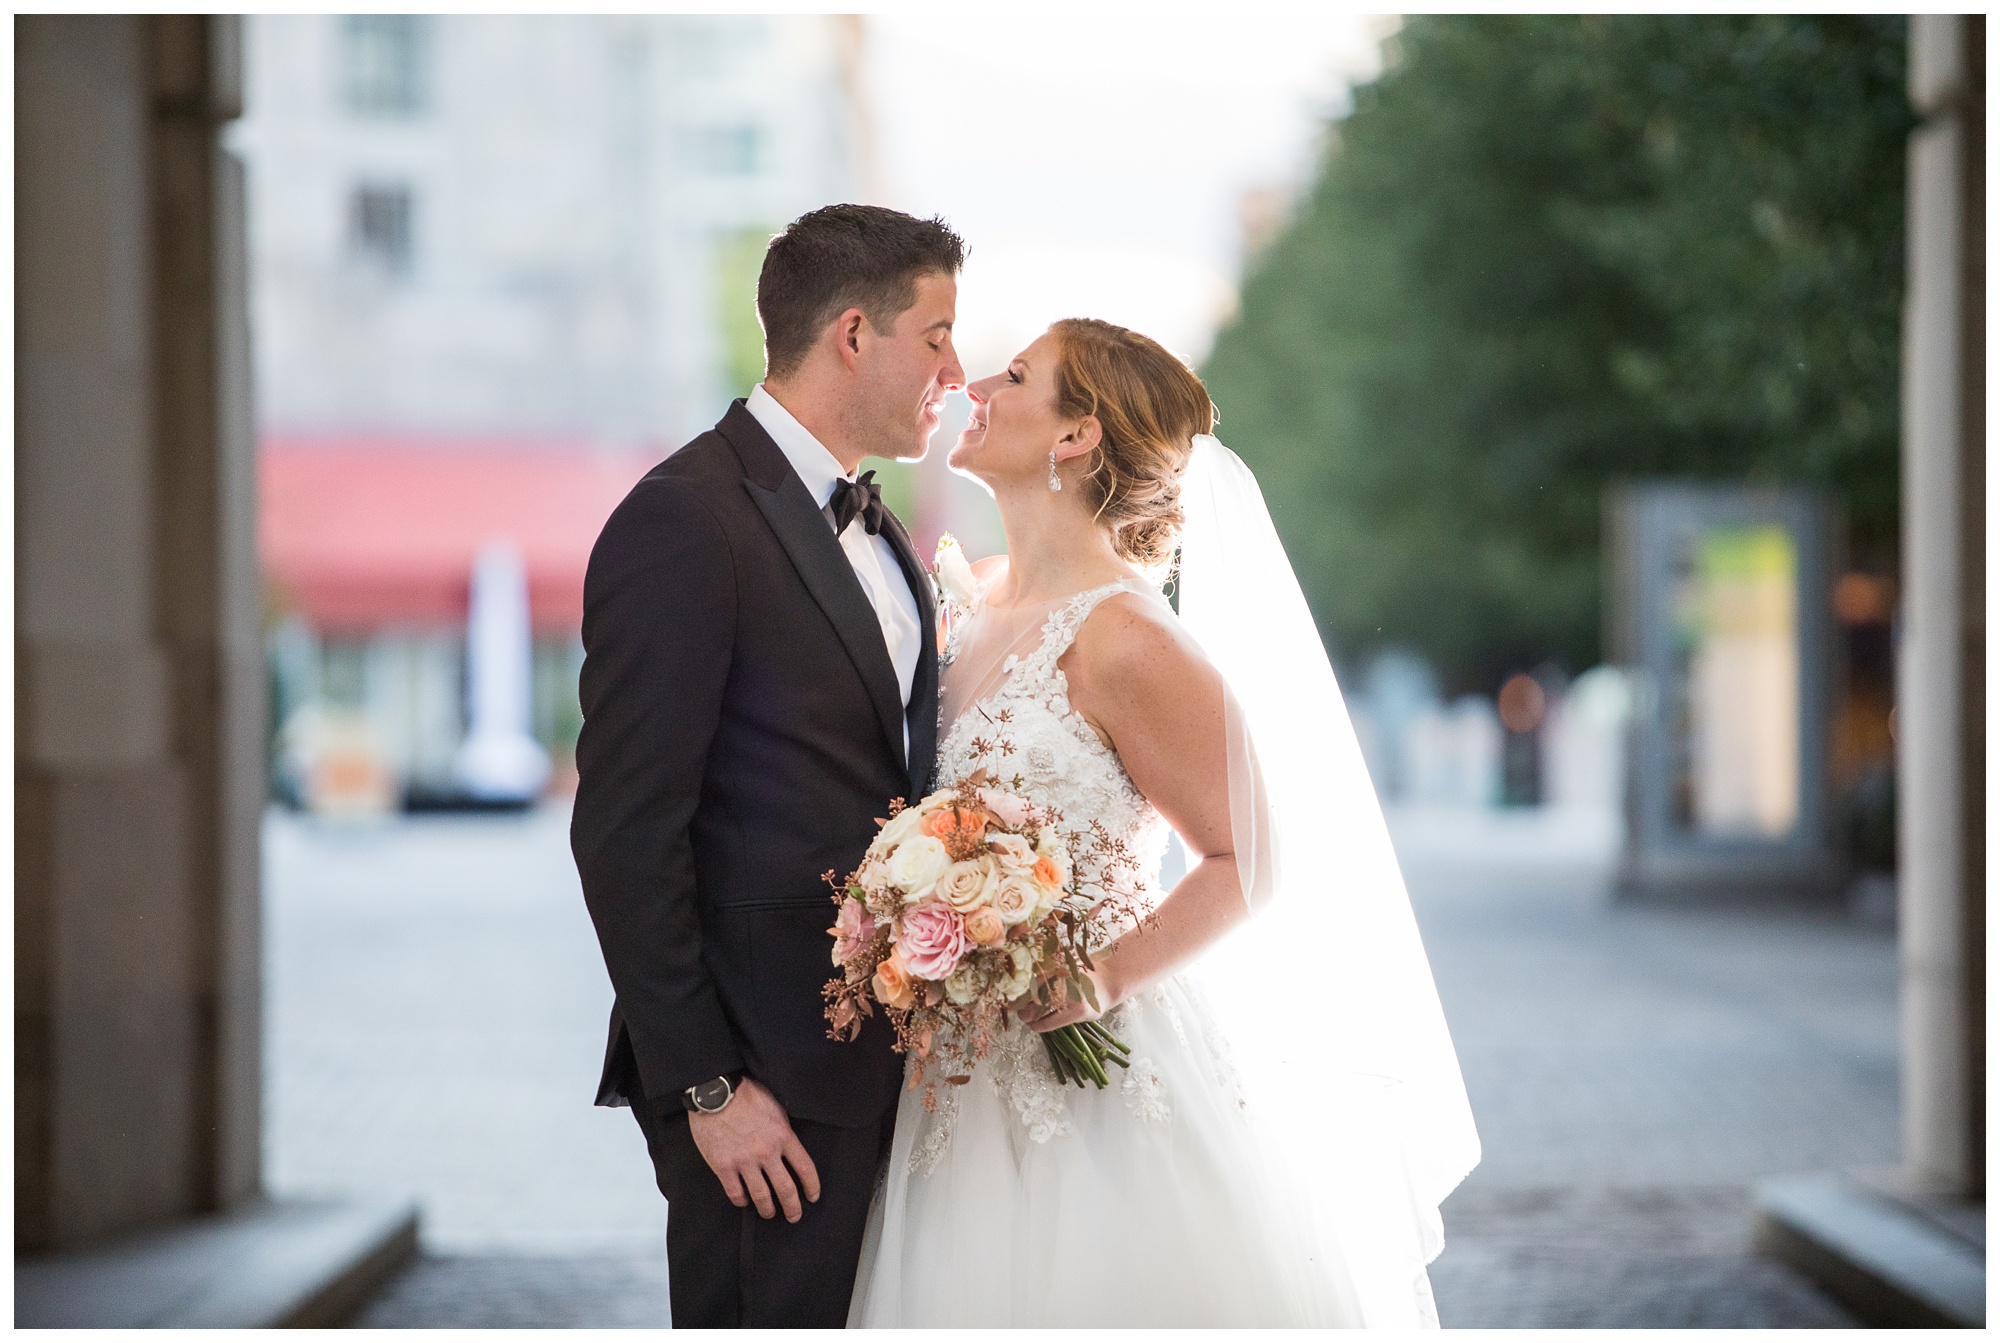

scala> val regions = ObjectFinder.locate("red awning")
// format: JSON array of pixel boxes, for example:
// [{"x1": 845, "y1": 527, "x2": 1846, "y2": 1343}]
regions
[{"x1": 260, "y1": 436, "x2": 659, "y2": 634}]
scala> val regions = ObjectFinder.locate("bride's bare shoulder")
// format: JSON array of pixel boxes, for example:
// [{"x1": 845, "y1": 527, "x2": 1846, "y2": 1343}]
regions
[
  {"x1": 1063, "y1": 588, "x2": 1221, "y2": 708},
  {"x1": 971, "y1": 554, "x2": 1009, "y2": 582}
]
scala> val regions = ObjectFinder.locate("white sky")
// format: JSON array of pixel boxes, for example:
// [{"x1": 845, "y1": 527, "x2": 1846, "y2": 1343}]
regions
[{"x1": 863, "y1": 13, "x2": 1392, "y2": 374}]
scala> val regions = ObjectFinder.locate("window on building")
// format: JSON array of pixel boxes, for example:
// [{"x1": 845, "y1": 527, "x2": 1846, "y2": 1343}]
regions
[
  {"x1": 351, "y1": 184, "x2": 415, "y2": 275},
  {"x1": 342, "y1": 15, "x2": 430, "y2": 117},
  {"x1": 693, "y1": 124, "x2": 762, "y2": 176}
]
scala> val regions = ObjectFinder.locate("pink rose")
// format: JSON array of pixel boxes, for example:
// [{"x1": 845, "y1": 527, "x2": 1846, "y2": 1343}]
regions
[
  {"x1": 897, "y1": 901, "x2": 968, "y2": 981},
  {"x1": 829, "y1": 897, "x2": 877, "y2": 965},
  {"x1": 977, "y1": 787, "x2": 1034, "y2": 829}
]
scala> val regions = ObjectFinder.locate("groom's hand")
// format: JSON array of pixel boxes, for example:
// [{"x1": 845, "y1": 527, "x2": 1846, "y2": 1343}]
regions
[{"x1": 687, "y1": 1077, "x2": 821, "y2": 1223}]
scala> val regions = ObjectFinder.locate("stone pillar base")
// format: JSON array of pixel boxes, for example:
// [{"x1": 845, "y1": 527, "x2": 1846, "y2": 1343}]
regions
[
  {"x1": 14, "y1": 1199, "x2": 420, "y2": 1328},
  {"x1": 1752, "y1": 1171, "x2": 1984, "y2": 1327}
]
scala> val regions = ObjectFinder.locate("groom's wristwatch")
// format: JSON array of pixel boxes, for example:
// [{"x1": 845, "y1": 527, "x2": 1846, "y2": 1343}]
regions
[{"x1": 683, "y1": 1074, "x2": 741, "y2": 1115}]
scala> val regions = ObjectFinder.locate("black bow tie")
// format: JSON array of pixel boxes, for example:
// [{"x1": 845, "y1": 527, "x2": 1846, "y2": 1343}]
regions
[{"x1": 825, "y1": 471, "x2": 888, "y2": 537}]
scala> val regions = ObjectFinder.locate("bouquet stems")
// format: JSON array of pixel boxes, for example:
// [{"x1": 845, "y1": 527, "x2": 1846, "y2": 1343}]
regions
[{"x1": 1040, "y1": 1021, "x2": 1132, "y2": 1089}]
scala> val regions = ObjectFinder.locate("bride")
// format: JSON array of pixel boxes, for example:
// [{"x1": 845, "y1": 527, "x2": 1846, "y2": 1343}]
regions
[{"x1": 847, "y1": 319, "x2": 1480, "y2": 1328}]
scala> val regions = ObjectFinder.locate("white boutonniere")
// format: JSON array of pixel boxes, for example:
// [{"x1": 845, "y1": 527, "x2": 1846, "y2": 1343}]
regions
[
  {"x1": 932, "y1": 532, "x2": 979, "y2": 611},
  {"x1": 931, "y1": 533, "x2": 981, "y2": 662}
]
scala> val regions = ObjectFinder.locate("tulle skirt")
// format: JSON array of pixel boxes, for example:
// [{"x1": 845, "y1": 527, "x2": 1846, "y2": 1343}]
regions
[{"x1": 848, "y1": 973, "x2": 1363, "y2": 1327}]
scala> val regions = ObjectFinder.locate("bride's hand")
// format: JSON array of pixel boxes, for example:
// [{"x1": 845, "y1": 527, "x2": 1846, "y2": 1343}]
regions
[{"x1": 1022, "y1": 963, "x2": 1119, "y2": 1033}]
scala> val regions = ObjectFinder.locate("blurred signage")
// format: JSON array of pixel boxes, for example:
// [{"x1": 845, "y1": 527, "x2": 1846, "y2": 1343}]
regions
[{"x1": 1608, "y1": 484, "x2": 1836, "y2": 896}]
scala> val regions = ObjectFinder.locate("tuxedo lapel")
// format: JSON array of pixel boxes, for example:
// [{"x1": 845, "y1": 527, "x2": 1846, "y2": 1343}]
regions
[
  {"x1": 721, "y1": 403, "x2": 907, "y2": 771},
  {"x1": 877, "y1": 507, "x2": 939, "y2": 799}
]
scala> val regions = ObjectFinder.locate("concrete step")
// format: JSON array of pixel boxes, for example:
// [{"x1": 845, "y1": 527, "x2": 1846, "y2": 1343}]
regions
[
  {"x1": 1753, "y1": 1173, "x2": 1984, "y2": 1328},
  {"x1": 14, "y1": 1198, "x2": 419, "y2": 1328}
]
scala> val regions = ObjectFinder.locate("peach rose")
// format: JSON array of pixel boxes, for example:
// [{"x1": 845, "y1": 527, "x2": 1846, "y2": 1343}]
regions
[
  {"x1": 1031, "y1": 854, "x2": 1064, "y2": 891},
  {"x1": 871, "y1": 953, "x2": 916, "y2": 1010},
  {"x1": 933, "y1": 857, "x2": 998, "y2": 913},
  {"x1": 829, "y1": 897, "x2": 877, "y2": 965},
  {"x1": 922, "y1": 805, "x2": 987, "y2": 847},
  {"x1": 964, "y1": 905, "x2": 1006, "y2": 946},
  {"x1": 898, "y1": 901, "x2": 968, "y2": 980}
]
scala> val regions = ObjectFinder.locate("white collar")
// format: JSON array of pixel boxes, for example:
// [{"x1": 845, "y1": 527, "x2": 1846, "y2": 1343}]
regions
[{"x1": 746, "y1": 384, "x2": 854, "y2": 509}]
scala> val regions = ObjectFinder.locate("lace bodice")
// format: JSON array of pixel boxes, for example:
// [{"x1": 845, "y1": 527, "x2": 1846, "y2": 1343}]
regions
[
  {"x1": 937, "y1": 580, "x2": 1173, "y2": 913},
  {"x1": 900, "y1": 579, "x2": 1225, "y2": 1169}
]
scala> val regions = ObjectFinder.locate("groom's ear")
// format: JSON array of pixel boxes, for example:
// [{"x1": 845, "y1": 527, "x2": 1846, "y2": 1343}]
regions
[{"x1": 832, "y1": 307, "x2": 869, "y2": 370}]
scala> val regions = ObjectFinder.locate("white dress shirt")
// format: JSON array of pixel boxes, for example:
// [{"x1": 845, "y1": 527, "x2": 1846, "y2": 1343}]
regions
[{"x1": 746, "y1": 384, "x2": 922, "y2": 763}]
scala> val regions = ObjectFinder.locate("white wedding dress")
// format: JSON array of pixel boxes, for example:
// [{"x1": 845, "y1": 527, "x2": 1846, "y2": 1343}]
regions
[{"x1": 847, "y1": 580, "x2": 1364, "y2": 1328}]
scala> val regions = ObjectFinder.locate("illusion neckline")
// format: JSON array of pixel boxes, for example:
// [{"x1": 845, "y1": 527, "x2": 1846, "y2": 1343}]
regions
[{"x1": 969, "y1": 572, "x2": 1151, "y2": 617}]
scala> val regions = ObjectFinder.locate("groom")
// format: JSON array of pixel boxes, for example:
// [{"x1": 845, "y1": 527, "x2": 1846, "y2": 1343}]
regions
[{"x1": 572, "y1": 205, "x2": 963, "y2": 1327}]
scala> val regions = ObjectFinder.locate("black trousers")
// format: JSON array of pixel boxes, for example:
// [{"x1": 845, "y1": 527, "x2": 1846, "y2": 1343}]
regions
[{"x1": 629, "y1": 1089, "x2": 894, "y2": 1328}]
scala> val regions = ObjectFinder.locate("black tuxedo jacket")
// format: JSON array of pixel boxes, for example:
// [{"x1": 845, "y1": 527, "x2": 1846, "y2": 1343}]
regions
[{"x1": 572, "y1": 400, "x2": 939, "y2": 1128}]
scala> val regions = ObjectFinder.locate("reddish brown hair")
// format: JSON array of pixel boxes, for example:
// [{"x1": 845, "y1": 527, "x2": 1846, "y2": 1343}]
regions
[{"x1": 1048, "y1": 318, "x2": 1216, "y2": 572}]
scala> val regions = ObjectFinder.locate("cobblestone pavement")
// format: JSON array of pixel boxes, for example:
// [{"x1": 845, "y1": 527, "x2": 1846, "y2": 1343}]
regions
[
  {"x1": 351, "y1": 1254, "x2": 670, "y2": 1328},
  {"x1": 269, "y1": 803, "x2": 1894, "y2": 1327},
  {"x1": 1428, "y1": 1185, "x2": 1855, "y2": 1328},
  {"x1": 265, "y1": 805, "x2": 665, "y2": 1259},
  {"x1": 1397, "y1": 805, "x2": 1892, "y2": 1328}
]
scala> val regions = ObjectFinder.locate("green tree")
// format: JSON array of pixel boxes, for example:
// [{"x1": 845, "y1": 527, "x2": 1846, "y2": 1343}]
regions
[{"x1": 1203, "y1": 16, "x2": 1910, "y2": 692}]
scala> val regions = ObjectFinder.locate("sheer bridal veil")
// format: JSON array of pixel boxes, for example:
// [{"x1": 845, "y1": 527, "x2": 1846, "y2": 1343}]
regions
[{"x1": 1177, "y1": 435, "x2": 1480, "y2": 1327}]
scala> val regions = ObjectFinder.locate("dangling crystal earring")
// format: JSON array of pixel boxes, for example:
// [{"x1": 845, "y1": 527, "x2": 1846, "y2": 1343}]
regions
[{"x1": 1047, "y1": 450, "x2": 1063, "y2": 492}]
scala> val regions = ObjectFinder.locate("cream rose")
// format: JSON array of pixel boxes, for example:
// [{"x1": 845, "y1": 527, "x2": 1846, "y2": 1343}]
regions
[
  {"x1": 984, "y1": 831, "x2": 1036, "y2": 873},
  {"x1": 991, "y1": 872, "x2": 1041, "y2": 926},
  {"x1": 944, "y1": 959, "x2": 982, "y2": 1005},
  {"x1": 932, "y1": 856, "x2": 998, "y2": 913},
  {"x1": 998, "y1": 943, "x2": 1036, "y2": 999},
  {"x1": 887, "y1": 834, "x2": 950, "y2": 897},
  {"x1": 856, "y1": 858, "x2": 893, "y2": 897},
  {"x1": 876, "y1": 788, "x2": 953, "y2": 856}
]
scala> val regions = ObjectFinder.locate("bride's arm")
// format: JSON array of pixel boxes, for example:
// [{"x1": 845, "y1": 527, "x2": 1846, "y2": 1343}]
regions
[{"x1": 1025, "y1": 593, "x2": 1250, "y2": 1030}]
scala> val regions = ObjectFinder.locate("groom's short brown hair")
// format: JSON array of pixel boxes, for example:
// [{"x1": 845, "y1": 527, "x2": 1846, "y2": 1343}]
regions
[{"x1": 757, "y1": 205, "x2": 966, "y2": 380}]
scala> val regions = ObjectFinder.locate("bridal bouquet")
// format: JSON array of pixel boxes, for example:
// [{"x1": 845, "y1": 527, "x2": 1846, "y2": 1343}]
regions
[{"x1": 823, "y1": 772, "x2": 1143, "y2": 1100}]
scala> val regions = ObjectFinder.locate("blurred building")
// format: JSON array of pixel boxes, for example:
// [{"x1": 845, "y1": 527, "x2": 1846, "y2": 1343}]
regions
[{"x1": 229, "y1": 15, "x2": 870, "y2": 808}]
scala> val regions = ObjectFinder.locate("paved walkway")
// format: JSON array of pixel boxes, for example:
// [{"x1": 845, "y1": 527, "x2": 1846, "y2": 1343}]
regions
[
  {"x1": 264, "y1": 805, "x2": 664, "y2": 1260},
  {"x1": 266, "y1": 802, "x2": 1895, "y2": 1327},
  {"x1": 1394, "y1": 806, "x2": 1894, "y2": 1326}
]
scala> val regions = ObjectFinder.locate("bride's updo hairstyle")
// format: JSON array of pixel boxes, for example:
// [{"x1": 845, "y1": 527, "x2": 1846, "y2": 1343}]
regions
[{"x1": 1048, "y1": 317, "x2": 1216, "y2": 575}]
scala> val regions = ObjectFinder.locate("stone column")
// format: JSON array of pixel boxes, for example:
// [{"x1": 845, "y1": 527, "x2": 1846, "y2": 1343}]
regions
[
  {"x1": 1898, "y1": 12, "x2": 1984, "y2": 1201},
  {"x1": 15, "y1": 15, "x2": 261, "y2": 1250}
]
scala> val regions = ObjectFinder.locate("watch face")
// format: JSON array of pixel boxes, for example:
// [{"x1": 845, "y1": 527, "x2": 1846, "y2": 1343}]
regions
[{"x1": 693, "y1": 1078, "x2": 731, "y2": 1111}]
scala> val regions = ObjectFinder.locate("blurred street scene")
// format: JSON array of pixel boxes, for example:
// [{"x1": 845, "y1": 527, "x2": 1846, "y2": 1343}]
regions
[{"x1": 18, "y1": 13, "x2": 1979, "y2": 1331}]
